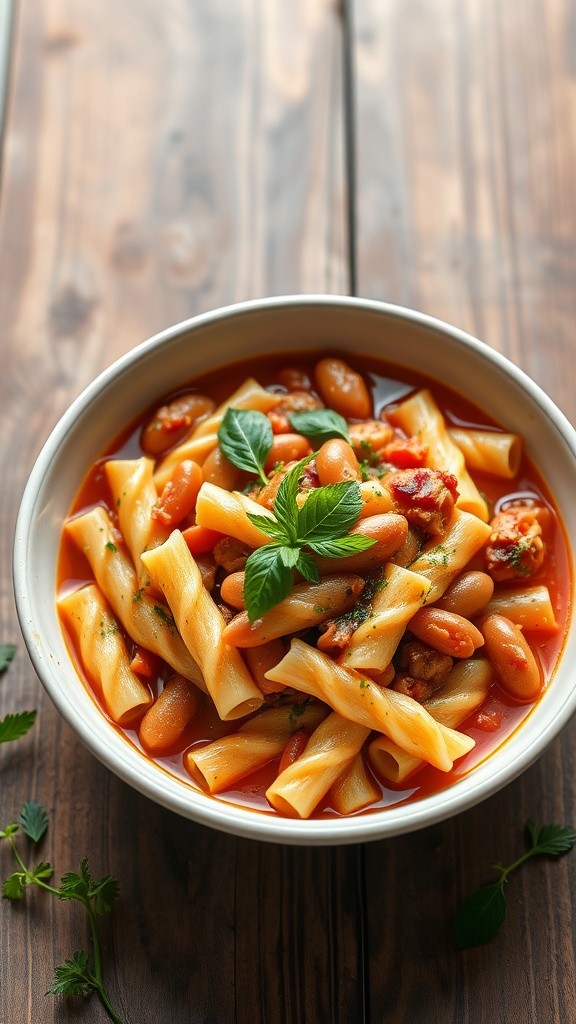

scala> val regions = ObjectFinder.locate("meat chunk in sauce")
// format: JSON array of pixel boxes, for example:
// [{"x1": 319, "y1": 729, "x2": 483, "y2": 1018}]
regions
[
  {"x1": 213, "y1": 537, "x2": 253, "y2": 573},
  {"x1": 268, "y1": 390, "x2": 323, "y2": 434},
  {"x1": 392, "y1": 638, "x2": 454, "y2": 703},
  {"x1": 385, "y1": 468, "x2": 459, "y2": 536},
  {"x1": 485, "y1": 504, "x2": 546, "y2": 581}
]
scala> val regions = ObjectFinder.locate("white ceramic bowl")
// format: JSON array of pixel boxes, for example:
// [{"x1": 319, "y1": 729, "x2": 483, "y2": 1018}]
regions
[{"x1": 13, "y1": 295, "x2": 576, "y2": 845}]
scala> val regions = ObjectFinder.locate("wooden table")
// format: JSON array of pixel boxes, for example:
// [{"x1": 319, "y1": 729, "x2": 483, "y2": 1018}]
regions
[{"x1": 1, "y1": 1, "x2": 575, "y2": 1021}]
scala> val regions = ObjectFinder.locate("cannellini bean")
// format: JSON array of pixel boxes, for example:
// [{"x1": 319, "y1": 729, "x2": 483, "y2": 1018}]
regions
[
  {"x1": 437, "y1": 571, "x2": 495, "y2": 618},
  {"x1": 315, "y1": 358, "x2": 372, "y2": 420},
  {"x1": 220, "y1": 571, "x2": 246, "y2": 609},
  {"x1": 244, "y1": 639, "x2": 287, "y2": 694},
  {"x1": 264, "y1": 433, "x2": 311, "y2": 473},
  {"x1": 480, "y1": 613, "x2": 543, "y2": 702},
  {"x1": 139, "y1": 674, "x2": 199, "y2": 753},
  {"x1": 316, "y1": 438, "x2": 362, "y2": 485},
  {"x1": 141, "y1": 393, "x2": 215, "y2": 455},
  {"x1": 409, "y1": 607, "x2": 485, "y2": 659}
]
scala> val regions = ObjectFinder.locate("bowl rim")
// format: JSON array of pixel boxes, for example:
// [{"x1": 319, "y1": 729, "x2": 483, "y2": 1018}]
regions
[{"x1": 13, "y1": 293, "x2": 576, "y2": 845}]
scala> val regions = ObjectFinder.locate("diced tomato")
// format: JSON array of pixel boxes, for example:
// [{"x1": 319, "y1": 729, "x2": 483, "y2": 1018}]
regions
[
  {"x1": 382, "y1": 436, "x2": 428, "y2": 468},
  {"x1": 130, "y1": 646, "x2": 161, "y2": 679},
  {"x1": 470, "y1": 709, "x2": 503, "y2": 732},
  {"x1": 181, "y1": 525, "x2": 227, "y2": 555}
]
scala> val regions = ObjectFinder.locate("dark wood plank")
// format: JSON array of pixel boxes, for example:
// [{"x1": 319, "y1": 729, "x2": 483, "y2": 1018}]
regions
[
  {"x1": 354, "y1": 1, "x2": 576, "y2": 1022},
  {"x1": 0, "y1": 2, "x2": 347, "y2": 1022}
]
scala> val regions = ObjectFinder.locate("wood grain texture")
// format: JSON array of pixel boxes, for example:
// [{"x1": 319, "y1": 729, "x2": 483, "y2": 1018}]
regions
[{"x1": 2, "y1": 0, "x2": 576, "y2": 1022}]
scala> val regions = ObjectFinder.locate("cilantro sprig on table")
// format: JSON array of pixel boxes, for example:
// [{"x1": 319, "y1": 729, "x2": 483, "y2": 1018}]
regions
[
  {"x1": 217, "y1": 410, "x2": 374, "y2": 622},
  {"x1": 1, "y1": 802, "x2": 123, "y2": 1023},
  {"x1": 455, "y1": 820, "x2": 576, "y2": 949}
]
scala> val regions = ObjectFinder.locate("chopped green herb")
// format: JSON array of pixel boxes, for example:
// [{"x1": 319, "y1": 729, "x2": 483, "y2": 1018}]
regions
[
  {"x1": 152, "y1": 606, "x2": 176, "y2": 630},
  {"x1": 105, "y1": 542, "x2": 117, "y2": 553}
]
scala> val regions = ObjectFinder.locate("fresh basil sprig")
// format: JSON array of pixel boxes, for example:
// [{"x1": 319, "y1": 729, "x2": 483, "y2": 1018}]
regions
[
  {"x1": 243, "y1": 458, "x2": 375, "y2": 621},
  {"x1": 217, "y1": 408, "x2": 273, "y2": 485},
  {"x1": 287, "y1": 408, "x2": 351, "y2": 446},
  {"x1": 455, "y1": 819, "x2": 576, "y2": 949}
]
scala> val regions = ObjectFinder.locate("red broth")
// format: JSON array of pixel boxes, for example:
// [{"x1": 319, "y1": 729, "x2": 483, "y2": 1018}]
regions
[{"x1": 57, "y1": 351, "x2": 571, "y2": 819}]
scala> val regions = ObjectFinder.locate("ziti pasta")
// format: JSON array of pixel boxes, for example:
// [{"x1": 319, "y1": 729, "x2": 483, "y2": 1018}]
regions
[{"x1": 57, "y1": 351, "x2": 570, "y2": 820}]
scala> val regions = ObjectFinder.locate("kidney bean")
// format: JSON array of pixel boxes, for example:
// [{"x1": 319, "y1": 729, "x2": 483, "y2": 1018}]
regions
[{"x1": 264, "y1": 433, "x2": 311, "y2": 473}]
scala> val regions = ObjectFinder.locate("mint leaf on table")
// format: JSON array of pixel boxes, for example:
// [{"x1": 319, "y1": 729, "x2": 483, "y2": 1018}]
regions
[
  {"x1": 455, "y1": 820, "x2": 576, "y2": 949},
  {"x1": 217, "y1": 408, "x2": 273, "y2": 485},
  {"x1": 288, "y1": 408, "x2": 351, "y2": 446},
  {"x1": 0, "y1": 710, "x2": 37, "y2": 744},
  {"x1": 19, "y1": 801, "x2": 49, "y2": 842},
  {"x1": 0, "y1": 644, "x2": 16, "y2": 674}
]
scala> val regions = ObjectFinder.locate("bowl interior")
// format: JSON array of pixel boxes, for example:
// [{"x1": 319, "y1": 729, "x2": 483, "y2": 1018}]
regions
[{"x1": 14, "y1": 296, "x2": 576, "y2": 844}]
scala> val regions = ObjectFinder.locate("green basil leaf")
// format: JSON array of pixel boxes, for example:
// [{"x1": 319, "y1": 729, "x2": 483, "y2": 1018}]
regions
[
  {"x1": 217, "y1": 408, "x2": 273, "y2": 483},
  {"x1": 288, "y1": 408, "x2": 350, "y2": 445},
  {"x1": 0, "y1": 710, "x2": 37, "y2": 744},
  {"x1": 308, "y1": 535, "x2": 376, "y2": 559},
  {"x1": 245, "y1": 513, "x2": 289, "y2": 544},
  {"x1": 297, "y1": 481, "x2": 362, "y2": 543},
  {"x1": 273, "y1": 454, "x2": 315, "y2": 544},
  {"x1": 296, "y1": 551, "x2": 320, "y2": 583},
  {"x1": 243, "y1": 546, "x2": 295, "y2": 622},
  {"x1": 454, "y1": 881, "x2": 507, "y2": 949}
]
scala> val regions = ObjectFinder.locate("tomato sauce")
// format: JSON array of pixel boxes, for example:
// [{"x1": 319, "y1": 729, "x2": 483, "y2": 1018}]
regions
[{"x1": 57, "y1": 350, "x2": 572, "y2": 819}]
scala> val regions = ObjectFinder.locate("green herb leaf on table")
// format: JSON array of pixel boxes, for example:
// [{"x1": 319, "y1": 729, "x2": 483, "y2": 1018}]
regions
[
  {"x1": 1, "y1": 804, "x2": 124, "y2": 1022},
  {"x1": 455, "y1": 819, "x2": 576, "y2": 950},
  {"x1": 0, "y1": 710, "x2": 37, "y2": 744},
  {"x1": 0, "y1": 644, "x2": 16, "y2": 674},
  {"x1": 19, "y1": 801, "x2": 49, "y2": 842},
  {"x1": 288, "y1": 408, "x2": 351, "y2": 446},
  {"x1": 217, "y1": 408, "x2": 273, "y2": 485}
]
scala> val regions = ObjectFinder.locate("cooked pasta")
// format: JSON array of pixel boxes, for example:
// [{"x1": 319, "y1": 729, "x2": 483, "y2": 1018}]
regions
[
  {"x1": 141, "y1": 530, "x2": 263, "y2": 719},
  {"x1": 58, "y1": 584, "x2": 152, "y2": 725},
  {"x1": 57, "y1": 350, "x2": 569, "y2": 821},
  {"x1": 390, "y1": 389, "x2": 489, "y2": 521}
]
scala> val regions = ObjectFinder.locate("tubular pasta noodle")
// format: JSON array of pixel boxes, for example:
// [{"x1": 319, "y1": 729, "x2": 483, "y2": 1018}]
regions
[
  {"x1": 104, "y1": 457, "x2": 169, "y2": 586},
  {"x1": 195, "y1": 482, "x2": 277, "y2": 548},
  {"x1": 185, "y1": 701, "x2": 327, "y2": 792},
  {"x1": 265, "y1": 713, "x2": 370, "y2": 819},
  {"x1": 390, "y1": 389, "x2": 489, "y2": 521},
  {"x1": 481, "y1": 584, "x2": 558, "y2": 632},
  {"x1": 58, "y1": 584, "x2": 152, "y2": 725},
  {"x1": 328, "y1": 754, "x2": 381, "y2": 816},
  {"x1": 265, "y1": 639, "x2": 475, "y2": 772},
  {"x1": 369, "y1": 657, "x2": 493, "y2": 783},
  {"x1": 223, "y1": 574, "x2": 364, "y2": 648},
  {"x1": 154, "y1": 378, "x2": 279, "y2": 489},
  {"x1": 448, "y1": 427, "x2": 522, "y2": 480},
  {"x1": 407, "y1": 510, "x2": 492, "y2": 603},
  {"x1": 140, "y1": 530, "x2": 263, "y2": 720},
  {"x1": 64, "y1": 507, "x2": 205, "y2": 689},
  {"x1": 340, "y1": 562, "x2": 432, "y2": 671}
]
